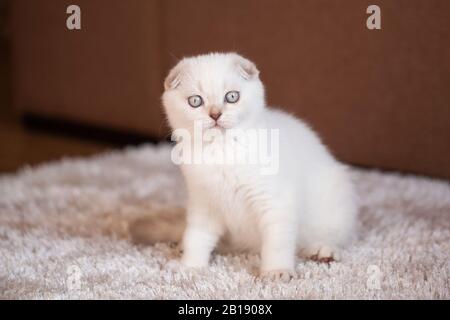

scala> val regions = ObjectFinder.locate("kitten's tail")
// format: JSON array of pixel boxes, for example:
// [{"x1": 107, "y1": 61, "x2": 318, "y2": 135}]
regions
[{"x1": 129, "y1": 207, "x2": 186, "y2": 245}]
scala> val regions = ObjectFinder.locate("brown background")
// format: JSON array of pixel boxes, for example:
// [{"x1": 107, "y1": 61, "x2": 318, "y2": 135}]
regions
[{"x1": 9, "y1": 0, "x2": 450, "y2": 178}]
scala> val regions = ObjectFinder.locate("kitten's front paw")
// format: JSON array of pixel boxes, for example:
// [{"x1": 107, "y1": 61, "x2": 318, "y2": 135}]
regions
[
  {"x1": 303, "y1": 245, "x2": 341, "y2": 263},
  {"x1": 181, "y1": 255, "x2": 209, "y2": 268},
  {"x1": 260, "y1": 269, "x2": 296, "y2": 282}
]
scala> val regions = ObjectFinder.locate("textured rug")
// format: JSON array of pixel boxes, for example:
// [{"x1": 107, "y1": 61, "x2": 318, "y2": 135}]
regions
[{"x1": 0, "y1": 144, "x2": 449, "y2": 299}]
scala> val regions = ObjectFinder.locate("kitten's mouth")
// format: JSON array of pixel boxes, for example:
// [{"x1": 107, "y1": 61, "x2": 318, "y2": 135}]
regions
[
  {"x1": 204, "y1": 121, "x2": 230, "y2": 130},
  {"x1": 209, "y1": 122, "x2": 226, "y2": 129}
]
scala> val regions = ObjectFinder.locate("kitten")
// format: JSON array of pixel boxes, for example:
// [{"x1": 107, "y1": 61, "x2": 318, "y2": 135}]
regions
[{"x1": 134, "y1": 52, "x2": 357, "y2": 280}]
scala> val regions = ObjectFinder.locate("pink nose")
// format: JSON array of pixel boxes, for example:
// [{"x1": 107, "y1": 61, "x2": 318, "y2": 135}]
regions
[{"x1": 210, "y1": 112, "x2": 222, "y2": 121}]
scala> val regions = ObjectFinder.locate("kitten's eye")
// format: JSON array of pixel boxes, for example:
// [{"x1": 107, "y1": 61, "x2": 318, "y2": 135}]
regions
[
  {"x1": 187, "y1": 95, "x2": 203, "y2": 108},
  {"x1": 225, "y1": 91, "x2": 240, "y2": 104}
]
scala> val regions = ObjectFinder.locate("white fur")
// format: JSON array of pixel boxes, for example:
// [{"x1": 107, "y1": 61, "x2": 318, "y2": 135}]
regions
[{"x1": 161, "y1": 53, "x2": 357, "y2": 277}]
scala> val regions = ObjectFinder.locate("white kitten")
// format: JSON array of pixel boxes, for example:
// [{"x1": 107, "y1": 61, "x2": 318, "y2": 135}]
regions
[{"x1": 135, "y1": 52, "x2": 357, "y2": 280}]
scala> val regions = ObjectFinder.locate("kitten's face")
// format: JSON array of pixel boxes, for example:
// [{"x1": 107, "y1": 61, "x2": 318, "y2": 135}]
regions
[{"x1": 162, "y1": 53, "x2": 265, "y2": 132}]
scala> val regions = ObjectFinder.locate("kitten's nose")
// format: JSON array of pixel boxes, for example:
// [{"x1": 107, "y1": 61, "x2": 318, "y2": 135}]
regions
[{"x1": 209, "y1": 111, "x2": 222, "y2": 121}]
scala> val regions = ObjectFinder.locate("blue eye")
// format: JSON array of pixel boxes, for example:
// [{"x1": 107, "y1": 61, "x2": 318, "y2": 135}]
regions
[
  {"x1": 225, "y1": 91, "x2": 240, "y2": 103},
  {"x1": 188, "y1": 95, "x2": 203, "y2": 108}
]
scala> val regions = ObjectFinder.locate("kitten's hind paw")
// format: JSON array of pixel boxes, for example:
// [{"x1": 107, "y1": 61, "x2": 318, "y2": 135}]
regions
[
  {"x1": 260, "y1": 269, "x2": 296, "y2": 282},
  {"x1": 302, "y1": 245, "x2": 341, "y2": 263}
]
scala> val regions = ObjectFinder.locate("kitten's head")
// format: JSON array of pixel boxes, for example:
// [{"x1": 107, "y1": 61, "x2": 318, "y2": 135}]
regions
[{"x1": 162, "y1": 53, "x2": 265, "y2": 132}]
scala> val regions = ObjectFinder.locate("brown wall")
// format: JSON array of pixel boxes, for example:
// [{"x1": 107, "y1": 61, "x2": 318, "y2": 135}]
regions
[
  {"x1": 11, "y1": 0, "x2": 167, "y2": 136},
  {"x1": 10, "y1": 0, "x2": 450, "y2": 178}
]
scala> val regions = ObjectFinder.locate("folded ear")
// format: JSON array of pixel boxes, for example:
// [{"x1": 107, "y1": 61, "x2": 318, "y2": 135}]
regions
[
  {"x1": 164, "y1": 61, "x2": 185, "y2": 90},
  {"x1": 233, "y1": 54, "x2": 259, "y2": 80}
]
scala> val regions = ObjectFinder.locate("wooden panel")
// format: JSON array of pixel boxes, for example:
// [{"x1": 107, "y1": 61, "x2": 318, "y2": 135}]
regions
[
  {"x1": 163, "y1": 0, "x2": 450, "y2": 178},
  {"x1": 10, "y1": 0, "x2": 450, "y2": 178},
  {"x1": 11, "y1": 0, "x2": 166, "y2": 137}
]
